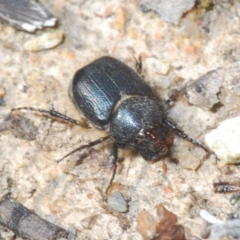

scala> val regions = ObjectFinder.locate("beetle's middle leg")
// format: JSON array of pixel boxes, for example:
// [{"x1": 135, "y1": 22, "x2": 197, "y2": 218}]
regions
[
  {"x1": 57, "y1": 136, "x2": 111, "y2": 163},
  {"x1": 11, "y1": 107, "x2": 83, "y2": 125}
]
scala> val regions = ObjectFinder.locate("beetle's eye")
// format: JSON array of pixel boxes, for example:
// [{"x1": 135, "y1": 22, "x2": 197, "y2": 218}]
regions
[{"x1": 143, "y1": 127, "x2": 159, "y2": 142}]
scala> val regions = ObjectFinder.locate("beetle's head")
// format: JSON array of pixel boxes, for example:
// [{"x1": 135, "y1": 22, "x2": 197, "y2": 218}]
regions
[{"x1": 134, "y1": 126, "x2": 173, "y2": 161}]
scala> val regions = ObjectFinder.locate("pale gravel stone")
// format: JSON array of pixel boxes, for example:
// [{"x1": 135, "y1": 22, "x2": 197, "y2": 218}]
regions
[
  {"x1": 107, "y1": 191, "x2": 128, "y2": 213},
  {"x1": 205, "y1": 116, "x2": 240, "y2": 165},
  {"x1": 145, "y1": 57, "x2": 170, "y2": 75},
  {"x1": 23, "y1": 29, "x2": 64, "y2": 52},
  {"x1": 1, "y1": 1, "x2": 240, "y2": 239},
  {"x1": 139, "y1": 0, "x2": 196, "y2": 25}
]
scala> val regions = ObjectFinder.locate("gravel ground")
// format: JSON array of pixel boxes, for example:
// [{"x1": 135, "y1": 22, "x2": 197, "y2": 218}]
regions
[{"x1": 1, "y1": 0, "x2": 240, "y2": 239}]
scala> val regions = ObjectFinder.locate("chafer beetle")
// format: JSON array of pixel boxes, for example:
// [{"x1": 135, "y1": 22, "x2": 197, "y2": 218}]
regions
[{"x1": 12, "y1": 56, "x2": 209, "y2": 189}]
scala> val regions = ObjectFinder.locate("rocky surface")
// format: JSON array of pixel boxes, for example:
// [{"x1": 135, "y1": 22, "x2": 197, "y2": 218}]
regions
[{"x1": 0, "y1": 0, "x2": 240, "y2": 239}]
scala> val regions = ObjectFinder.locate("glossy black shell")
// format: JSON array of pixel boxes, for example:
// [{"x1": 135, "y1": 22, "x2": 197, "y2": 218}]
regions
[
  {"x1": 110, "y1": 96, "x2": 167, "y2": 160},
  {"x1": 110, "y1": 96, "x2": 163, "y2": 145},
  {"x1": 70, "y1": 56, "x2": 154, "y2": 129}
]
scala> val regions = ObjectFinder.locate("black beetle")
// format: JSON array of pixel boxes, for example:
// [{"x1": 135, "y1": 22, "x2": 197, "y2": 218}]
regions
[
  {"x1": 70, "y1": 56, "x2": 173, "y2": 161},
  {"x1": 12, "y1": 56, "x2": 209, "y2": 187}
]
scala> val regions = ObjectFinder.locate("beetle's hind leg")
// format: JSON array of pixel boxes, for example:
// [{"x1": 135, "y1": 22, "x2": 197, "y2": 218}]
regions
[
  {"x1": 11, "y1": 106, "x2": 84, "y2": 126},
  {"x1": 163, "y1": 118, "x2": 210, "y2": 157}
]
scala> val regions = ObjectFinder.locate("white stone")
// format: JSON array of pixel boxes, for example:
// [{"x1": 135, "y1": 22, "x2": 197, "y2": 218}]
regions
[
  {"x1": 205, "y1": 116, "x2": 240, "y2": 164},
  {"x1": 145, "y1": 58, "x2": 170, "y2": 75}
]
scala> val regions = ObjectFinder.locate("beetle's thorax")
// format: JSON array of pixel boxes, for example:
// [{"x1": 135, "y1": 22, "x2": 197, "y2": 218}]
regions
[{"x1": 110, "y1": 96, "x2": 170, "y2": 160}]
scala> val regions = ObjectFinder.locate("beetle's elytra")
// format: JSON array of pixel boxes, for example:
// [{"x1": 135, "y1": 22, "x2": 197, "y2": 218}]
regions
[{"x1": 12, "y1": 56, "x2": 209, "y2": 179}]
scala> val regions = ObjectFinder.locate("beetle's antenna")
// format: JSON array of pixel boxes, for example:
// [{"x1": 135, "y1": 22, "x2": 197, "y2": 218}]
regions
[
  {"x1": 12, "y1": 107, "x2": 80, "y2": 125},
  {"x1": 57, "y1": 136, "x2": 111, "y2": 163},
  {"x1": 163, "y1": 118, "x2": 211, "y2": 157}
]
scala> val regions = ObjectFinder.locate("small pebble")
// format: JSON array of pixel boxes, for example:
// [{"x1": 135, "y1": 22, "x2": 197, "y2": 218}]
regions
[
  {"x1": 145, "y1": 57, "x2": 170, "y2": 75},
  {"x1": 0, "y1": 87, "x2": 6, "y2": 98},
  {"x1": 113, "y1": 7, "x2": 128, "y2": 31},
  {"x1": 178, "y1": 149, "x2": 201, "y2": 170},
  {"x1": 24, "y1": 29, "x2": 64, "y2": 52},
  {"x1": 107, "y1": 191, "x2": 128, "y2": 213},
  {"x1": 139, "y1": 0, "x2": 195, "y2": 25}
]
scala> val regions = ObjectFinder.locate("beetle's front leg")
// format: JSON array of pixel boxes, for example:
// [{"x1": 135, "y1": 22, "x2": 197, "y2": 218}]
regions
[{"x1": 105, "y1": 144, "x2": 118, "y2": 196}]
